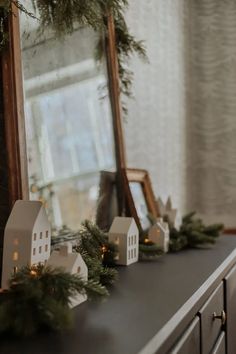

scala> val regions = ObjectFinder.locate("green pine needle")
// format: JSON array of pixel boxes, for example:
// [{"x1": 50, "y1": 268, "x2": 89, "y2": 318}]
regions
[
  {"x1": 139, "y1": 243, "x2": 163, "y2": 261},
  {"x1": 0, "y1": 0, "x2": 148, "y2": 114},
  {"x1": 169, "y1": 212, "x2": 224, "y2": 252},
  {"x1": 0, "y1": 264, "x2": 108, "y2": 336}
]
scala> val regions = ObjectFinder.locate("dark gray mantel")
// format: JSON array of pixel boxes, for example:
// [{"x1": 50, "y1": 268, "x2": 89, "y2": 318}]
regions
[{"x1": 1, "y1": 235, "x2": 236, "y2": 354}]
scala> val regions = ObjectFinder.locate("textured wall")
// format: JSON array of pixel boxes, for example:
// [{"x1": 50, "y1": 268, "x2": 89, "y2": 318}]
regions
[
  {"x1": 124, "y1": 0, "x2": 236, "y2": 227},
  {"x1": 124, "y1": 0, "x2": 189, "y2": 217}
]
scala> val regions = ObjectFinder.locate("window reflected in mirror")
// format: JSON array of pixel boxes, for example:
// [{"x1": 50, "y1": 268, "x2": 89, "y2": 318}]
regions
[
  {"x1": 20, "y1": 10, "x2": 115, "y2": 232},
  {"x1": 129, "y1": 182, "x2": 151, "y2": 231}
]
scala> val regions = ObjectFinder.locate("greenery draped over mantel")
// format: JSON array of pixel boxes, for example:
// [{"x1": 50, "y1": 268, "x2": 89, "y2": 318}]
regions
[{"x1": 0, "y1": 0, "x2": 147, "y2": 111}]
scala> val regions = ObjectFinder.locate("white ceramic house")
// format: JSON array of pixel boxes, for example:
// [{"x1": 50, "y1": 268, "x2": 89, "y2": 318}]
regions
[
  {"x1": 148, "y1": 217, "x2": 170, "y2": 253},
  {"x1": 46, "y1": 243, "x2": 88, "y2": 308},
  {"x1": 108, "y1": 217, "x2": 139, "y2": 266},
  {"x1": 1, "y1": 200, "x2": 51, "y2": 289},
  {"x1": 156, "y1": 196, "x2": 177, "y2": 227}
]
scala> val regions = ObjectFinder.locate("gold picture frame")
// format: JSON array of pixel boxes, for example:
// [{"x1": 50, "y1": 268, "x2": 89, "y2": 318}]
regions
[{"x1": 122, "y1": 168, "x2": 159, "y2": 231}]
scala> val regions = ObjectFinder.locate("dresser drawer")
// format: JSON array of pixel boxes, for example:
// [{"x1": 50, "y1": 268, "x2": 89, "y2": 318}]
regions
[
  {"x1": 225, "y1": 264, "x2": 236, "y2": 354},
  {"x1": 198, "y1": 282, "x2": 224, "y2": 354},
  {"x1": 169, "y1": 317, "x2": 200, "y2": 354},
  {"x1": 211, "y1": 332, "x2": 225, "y2": 354}
]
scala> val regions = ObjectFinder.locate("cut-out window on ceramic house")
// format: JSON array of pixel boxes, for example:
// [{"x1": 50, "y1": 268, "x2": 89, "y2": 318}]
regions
[{"x1": 13, "y1": 252, "x2": 18, "y2": 261}]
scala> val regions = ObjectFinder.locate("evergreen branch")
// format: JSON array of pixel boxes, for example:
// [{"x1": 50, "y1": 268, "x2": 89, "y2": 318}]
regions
[
  {"x1": 0, "y1": 264, "x2": 109, "y2": 336},
  {"x1": 99, "y1": 266, "x2": 118, "y2": 285},
  {"x1": 83, "y1": 279, "x2": 109, "y2": 300},
  {"x1": 12, "y1": 1, "x2": 37, "y2": 18},
  {"x1": 169, "y1": 212, "x2": 224, "y2": 252},
  {"x1": 80, "y1": 251, "x2": 118, "y2": 286},
  {"x1": 79, "y1": 220, "x2": 118, "y2": 266},
  {"x1": 0, "y1": 0, "x2": 148, "y2": 115},
  {"x1": 139, "y1": 241, "x2": 163, "y2": 261}
]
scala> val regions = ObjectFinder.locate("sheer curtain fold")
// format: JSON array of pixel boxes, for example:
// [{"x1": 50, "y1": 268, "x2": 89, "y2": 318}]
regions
[{"x1": 124, "y1": 0, "x2": 236, "y2": 227}]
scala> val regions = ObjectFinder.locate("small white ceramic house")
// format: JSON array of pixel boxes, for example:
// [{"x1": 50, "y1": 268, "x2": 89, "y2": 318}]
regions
[
  {"x1": 108, "y1": 217, "x2": 139, "y2": 266},
  {"x1": 1, "y1": 200, "x2": 51, "y2": 289},
  {"x1": 156, "y1": 196, "x2": 177, "y2": 227},
  {"x1": 148, "y1": 217, "x2": 170, "y2": 253},
  {"x1": 46, "y1": 243, "x2": 88, "y2": 308}
]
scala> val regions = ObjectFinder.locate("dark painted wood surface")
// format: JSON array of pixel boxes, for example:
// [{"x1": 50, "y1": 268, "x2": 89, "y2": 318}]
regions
[
  {"x1": 169, "y1": 317, "x2": 200, "y2": 354},
  {"x1": 225, "y1": 263, "x2": 236, "y2": 354},
  {"x1": 1, "y1": 236, "x2": 236, "y2": 354},
  {"x1": 212, "y1": 332, "x2": 226, "y2": 354},
  {"x1": 198, "y1": 282, "x2": 224, "y2": 354}
]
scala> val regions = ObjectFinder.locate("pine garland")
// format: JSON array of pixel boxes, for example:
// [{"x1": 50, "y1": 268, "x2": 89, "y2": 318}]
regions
[
  {"x1": 0, "y1": 264, "x2": 108, "y2": 336},
  {"x1": 51, "y1": 220, "x2": 118, "y2": 286},
  {"x1": 139, "y1": 211, "x2": 224, "y2": 257},
  {"x1": 78, "y1": 220, "x2": 118, "y2": 266},
  {"x1": 76, "y1": 220, "x2": 118, "y2": 285},
  {"x1": 139, "y1": 240, "x2": 163, "y2": 261},
  {"x1": 167, "y1": 212, "x2": 224, "y2": 252},
  {"x1": 0, "y1": 220, "x2": 118, "y2": 336},
  {"x1": 113, "y1": 10, "x2": 147, "y2": 114},
  {"x1": 82, "y1": 252, "x2": 118, "y2": 286},
  {"x1": 0, "y1": 0, "x2": 147, "y2": 113}
]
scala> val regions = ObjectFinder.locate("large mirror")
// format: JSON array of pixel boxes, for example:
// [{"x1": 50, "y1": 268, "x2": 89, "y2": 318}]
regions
[{"x1": 20, "y1": 8, "x2": 116, "y2": 232}]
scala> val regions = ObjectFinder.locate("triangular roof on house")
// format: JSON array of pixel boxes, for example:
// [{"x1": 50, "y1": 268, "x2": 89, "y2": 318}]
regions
[
  {"x1": 109, "y1": 217, "x2": 137, "y2": 234},
  {"x1": 166, "y1": 196, "x2": 172, "y2": 210},
  {"x1": 5, "y1": 200, "x2": 47, "y2": 232},
  {"x1": 47, "y1": 247, "x2": 85, "y2": 273},
  {"x1": 150, "y1": 221, "x2": 168, "y2": 233}
]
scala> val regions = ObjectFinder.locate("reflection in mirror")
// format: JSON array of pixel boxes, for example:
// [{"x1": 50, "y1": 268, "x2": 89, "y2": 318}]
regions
[
  {"x1": 129, "y1": 182, "x2": 151, "y2": 231},
  {"x1": 123, "y1": 169, "x2": 158, "y2": 232},
  {"x1": 20, "y1": 10, "x2": 115, "y2": 231}
]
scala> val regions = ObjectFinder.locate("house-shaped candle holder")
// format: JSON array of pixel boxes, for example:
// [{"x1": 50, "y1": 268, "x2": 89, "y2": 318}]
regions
[
  {"x1": 108, "y1": 217, "x2": 139, "y2": 266},
  {"x1": 1, "y1": 200, "x2": 51, "y2": 289},
  {"x1": 148, "y1": 217, "x2": 170, "y2": 253},
  {"x1": 46, "y1": 242, "x2": 88, "y2": 307}
]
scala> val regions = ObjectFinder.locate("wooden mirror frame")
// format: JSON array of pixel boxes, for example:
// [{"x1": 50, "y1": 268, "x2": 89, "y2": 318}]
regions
[
  {"x1": 0, "y1": 4, "x2": 126, "y2": 244},
  {"x1": 122, "y1": 168, "x2": 159, "y2": 231}
]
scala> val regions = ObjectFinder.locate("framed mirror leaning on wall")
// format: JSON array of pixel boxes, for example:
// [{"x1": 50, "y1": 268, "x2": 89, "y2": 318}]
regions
[
  {"x1": 122, "y1": 168, "x2": 158, "y2": 232},
  {"x1": 19, "y1": 8, "x2": 120, "y2": 233}
]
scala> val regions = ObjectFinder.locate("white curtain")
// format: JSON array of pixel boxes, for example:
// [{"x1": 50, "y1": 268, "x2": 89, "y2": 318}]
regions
[{"x1": 124, "y1": 0, "x2": 236, "y2": 228}]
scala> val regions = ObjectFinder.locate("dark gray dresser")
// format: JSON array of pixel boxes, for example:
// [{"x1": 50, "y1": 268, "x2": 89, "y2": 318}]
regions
[{"x1": 1, "y1": 235, "x2": 236, "y2": 354}]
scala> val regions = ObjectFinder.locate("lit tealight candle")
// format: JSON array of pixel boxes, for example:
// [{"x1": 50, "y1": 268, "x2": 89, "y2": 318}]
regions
[
  {"x1": 101, "y1": 246, "x2": 107, "y2": 253},
  {"x1": 101, "y1": 245, "x2": 107, "y2": 259}
]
